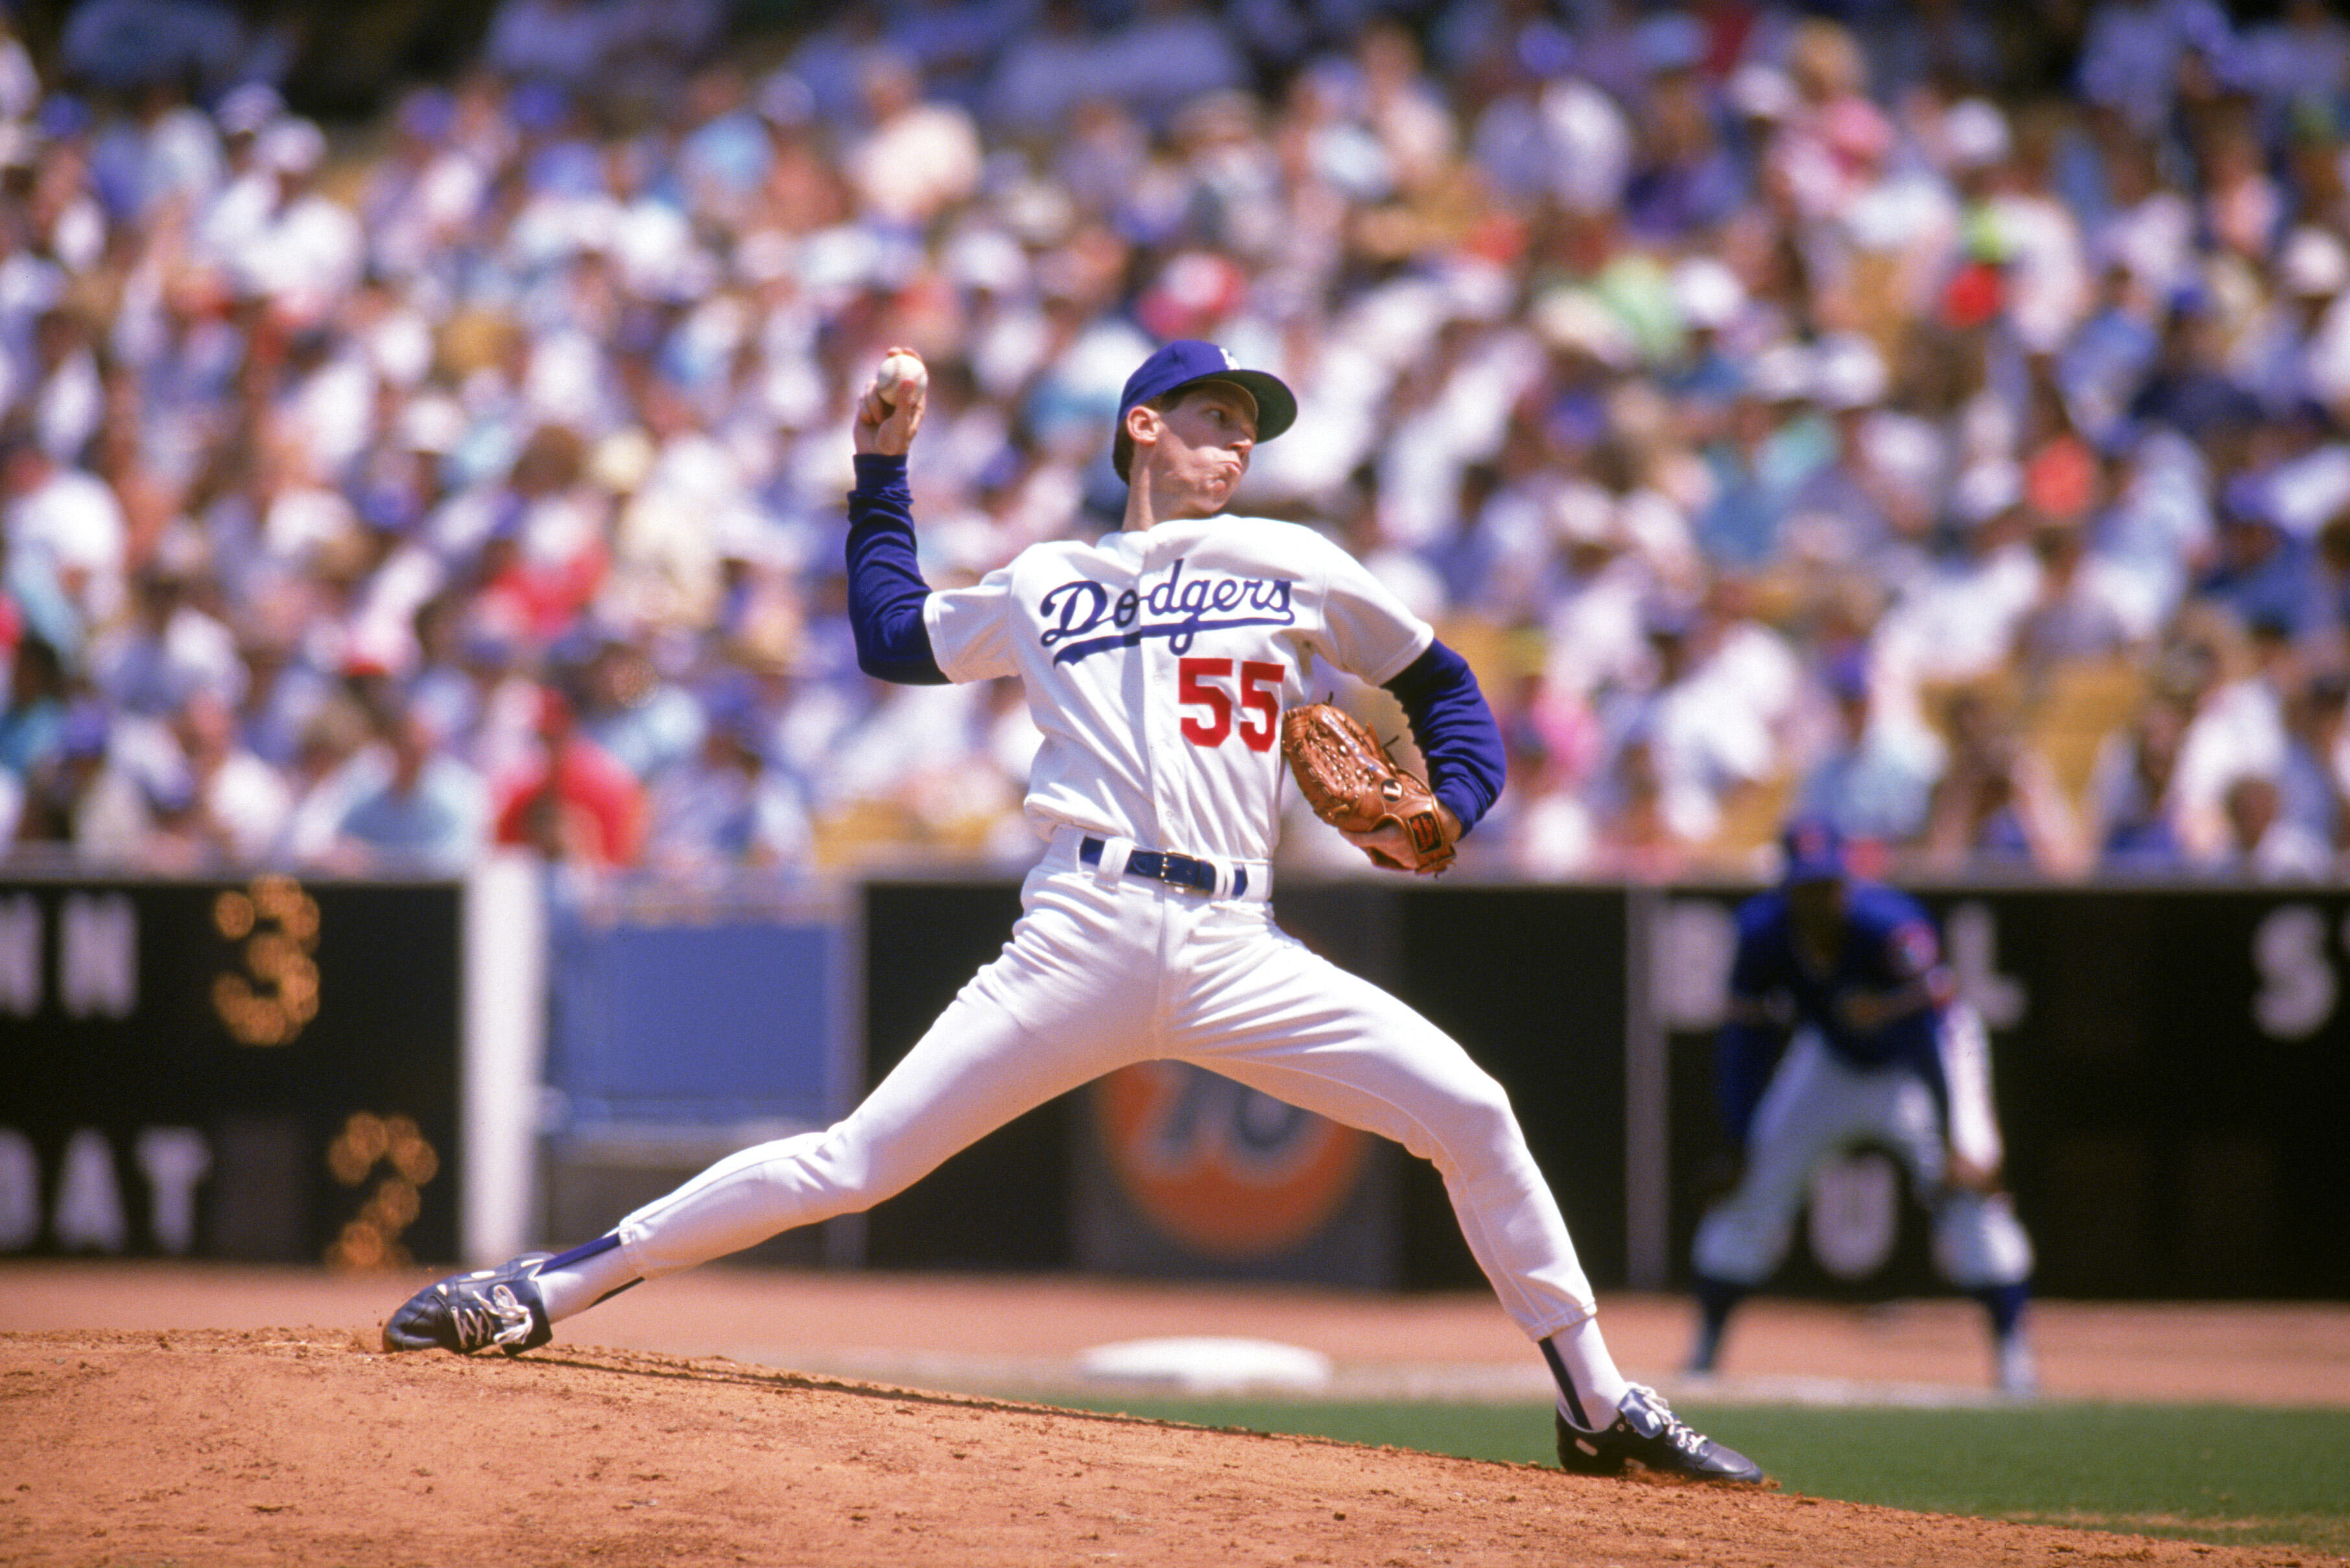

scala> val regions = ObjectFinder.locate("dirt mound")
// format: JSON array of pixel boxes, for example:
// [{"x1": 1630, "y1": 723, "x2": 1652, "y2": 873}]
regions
[{"x1": 0, "y1": 1327, "x2": 2318, "y2": 1567}]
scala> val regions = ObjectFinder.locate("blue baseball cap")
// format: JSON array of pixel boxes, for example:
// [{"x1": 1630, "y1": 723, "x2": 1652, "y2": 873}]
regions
[
  {"x1": 1780, "y1": 814, "x2": 1848, "y2": 884},
  {"x1": 1117, "y1": 340, "x2": 1298, "y2": 447}
]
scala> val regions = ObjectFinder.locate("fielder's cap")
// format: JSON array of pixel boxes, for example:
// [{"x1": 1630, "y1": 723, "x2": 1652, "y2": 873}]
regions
[
  {"x1": 1780, "y1": 814, "x2": 1848, "y2": 884},
  {"x1": 1117, "y1": 340, "x2": 1297, "y2": 445}
]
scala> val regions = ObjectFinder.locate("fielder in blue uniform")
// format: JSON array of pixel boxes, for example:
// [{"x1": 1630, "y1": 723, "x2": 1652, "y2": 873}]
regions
[{"x1": 1689, "y1": 816, "x2": 2039, "y2": 1394}]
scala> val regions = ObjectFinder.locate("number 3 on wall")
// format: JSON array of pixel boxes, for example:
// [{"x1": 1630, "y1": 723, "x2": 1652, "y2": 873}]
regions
[{"x1": 1178, "y1": 658, "x2": 1284, "y2": 752}]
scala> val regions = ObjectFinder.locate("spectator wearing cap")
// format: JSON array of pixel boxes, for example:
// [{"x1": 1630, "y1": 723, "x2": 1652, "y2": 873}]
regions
[
  {"x1": 493, "y1": 684, "x2": 643, "y2": 867},
  {"x1": 2237, "y1": 226, "x2": 2349, "y2": 419},
  {"x1": 1691, "y1": 340, "x2": 1823, "y2": 571},
  {"x1": 2161, "y1": 604, "x2": 2292, "y2": 864},
  {"x1": 198, "y1": 114, "x2": 361, "y2": 327},
  {"x1": 843, "y1": 47, "x2": 981, "y2": 230},
  {"x1": 1792, "y1": 647, "x2": 1940, "y2": 859},
  {"x1": 2192, "y1": 482, "x2": 2327, "y2": 644},
  {"x1": 2214, "y1": 770, "x2": 2332, "y2": 881},
  {"x1": 0, "y1": 14, "x2": 35, "y2": 126},
  {"x1": 1593, "y1": 591, "x2": 1793, "y2": 854},
  {"x1": 171, "y1": 687, "x2": 291, "y2": 866},
  {"x1": 2085, "y1": 683, "x2": 2196, "y2": 874},
  {"x1": 1872, "y1": 458, "x2": 2042, "y2": 688},
  {"x1": 2062, "y1": 252, "x2": 2165, "y2": 449},
  {"x1": 1781, "y1": 332, "x2": 1940, "y2": 573},
  {"x1": 323, "y1": 695, "x2": 489, "y2": 877},
  {"x1": 358, "y1": 83, "x2": 496, "y2": 285},
  {"x1": 1662, "y1": 258, "x2": 1750, "y2": 407},
  {"x1": 270, "y1": 317, "x2": 377, "y2": 481},
  {"x1": 641, "y1": 677, "x2": 812, "y2": 875},
  {"x1": 2015, "y1": 514, "x2": 2142, "y2": 672},
  {"x1": 1468, "y1": 51, "x2": 1632, "y2": 217},
  {"x1": 1537, "y1": 481, "x2": 1654, "y2": 702},
  {"x1": 88, "y1": 560, "x2": 243, "y2": 718},
  {"x1": 2126, "y1": 286, "x2": 2264, "y2": 444},
  {"x1": 671, "y1": 64, "x2": 772, "y2": 229},
  {"x1": 26, "y1": 300, "x2": 102, "y2": 465},
  {"x1": 1580, "y1": 729, "x2": 1702, "y2": 882},
  {"x1": 1622, "y1": 23, "x2": 1746, "y2": 243},
  {"x1": 0, "y1": 632, "x2": 67, "y2": 780},
  {"x1": 2194, "y1": 112, "x2": 2283, "y2": 268},
  {"x1": 0, "y1": 483, "x2": 80, "y2": 665},
  {"x1": 12, "y1": 701, "x2": 150, "y2": 864},
  {"x1": 2255, "y1": 396, "x2": 2350, "y2": 546},
  {"x1": 1764, "y1": 18, "x2": 1894, "y2": 226},
  {"x1": 2277, "y1": 667, "x2": 2349, "y2": 864},
  {"x1": 1, "y1": 417, "x2": 125, "y2": 635},
  {"x1": 1476, "y1": 659, "x2": 1603, "y2": 880},
  {"x1": 460, "y1": 423, "x2": 611, "y2": 650},
  {"x1": 86, "y1": 77, "x2": 224, "y2": 230},
  {"x1": 571, "y1": 628, "x2": 705, "y2": 785}
]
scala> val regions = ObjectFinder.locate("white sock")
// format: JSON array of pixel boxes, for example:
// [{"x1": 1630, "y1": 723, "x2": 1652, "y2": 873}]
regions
[
  {"x1": 1545, "y1": 1314, "x2": 1633, "y2": 1432},
  {"x1": 532, "y1": 1235, "x2": 640, "y2": 1323}
]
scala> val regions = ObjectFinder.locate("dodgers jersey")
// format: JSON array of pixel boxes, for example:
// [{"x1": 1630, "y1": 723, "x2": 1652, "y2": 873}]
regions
[{"x1": 924, "y1": 516, "x2": 1432, "y2": 862}]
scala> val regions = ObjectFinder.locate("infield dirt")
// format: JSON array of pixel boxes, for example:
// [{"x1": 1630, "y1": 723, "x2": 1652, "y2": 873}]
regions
[{"x1": 1, "y1": 1268, "x2": 2344, "y2": 1567}]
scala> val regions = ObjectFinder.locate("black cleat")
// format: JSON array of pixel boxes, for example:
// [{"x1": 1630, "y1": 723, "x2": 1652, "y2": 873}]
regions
[
  {"x1": 383, "y1": 1254, "x2": 554, "y2": 1355},
  {"x1": 1556, "y1": 1384, "x2": 1766, "y2": 1484}
]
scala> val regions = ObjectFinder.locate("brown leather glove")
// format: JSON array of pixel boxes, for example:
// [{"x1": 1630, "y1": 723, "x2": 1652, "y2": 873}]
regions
[{"x1": 1280, "y1": 702, "x2": 1456, "y2": 874}]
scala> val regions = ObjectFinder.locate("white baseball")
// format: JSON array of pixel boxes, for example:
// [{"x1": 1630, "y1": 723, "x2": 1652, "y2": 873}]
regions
[{"x1": 875, "y1": 351, "x2": 927, "y2": 407}]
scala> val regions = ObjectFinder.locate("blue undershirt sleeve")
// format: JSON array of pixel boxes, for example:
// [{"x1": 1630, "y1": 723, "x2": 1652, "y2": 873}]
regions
[
  {"x1": 846, "y1": 453, "x2": 947, "y2": 685},
  {"x1": 1381, "y1": 638, "x2": 1505, "y2": 834}
]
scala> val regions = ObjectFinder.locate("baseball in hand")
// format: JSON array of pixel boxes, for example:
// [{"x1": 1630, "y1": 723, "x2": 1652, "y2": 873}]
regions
[{"x1": 875, "y1": 350, "x2": 927, "y2": 407}]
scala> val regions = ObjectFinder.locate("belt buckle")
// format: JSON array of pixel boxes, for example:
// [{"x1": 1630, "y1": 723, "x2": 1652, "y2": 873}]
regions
[{"x1": 1151, "y1": 851, "x2": 1209, "y2": 894}]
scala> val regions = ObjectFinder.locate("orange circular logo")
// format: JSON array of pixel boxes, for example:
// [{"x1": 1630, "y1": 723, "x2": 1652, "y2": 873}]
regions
[{"x1": 1095, "y1": 1062, "x2": 1368, "y2": 1260}]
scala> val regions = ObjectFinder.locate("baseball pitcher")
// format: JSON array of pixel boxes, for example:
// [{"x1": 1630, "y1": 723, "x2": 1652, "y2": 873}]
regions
[{"x1": 384, "y1": 339, "x2": 1765, "y2": 1484}]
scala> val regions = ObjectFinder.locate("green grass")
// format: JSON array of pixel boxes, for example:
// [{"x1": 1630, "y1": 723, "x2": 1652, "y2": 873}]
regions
[{"x1": 1038, "y1": 1394, "x2": 2350, "y2": 1556}]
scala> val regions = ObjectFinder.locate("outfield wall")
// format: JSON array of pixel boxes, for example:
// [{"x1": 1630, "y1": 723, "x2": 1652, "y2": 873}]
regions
[
  {"x1": 3, "y1": 867, "x2": 2343, "y2": 1300},
  {"x1": 0, "y1": 859, "x2": 540, "y2": 1269},
  {"x1": 859, "y1": 877, "x2": 2350, "y2": 1303}
]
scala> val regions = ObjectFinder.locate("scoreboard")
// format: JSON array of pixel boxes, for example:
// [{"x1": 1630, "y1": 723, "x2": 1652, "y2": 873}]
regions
[{"x1": 0, "y1": 865, "x2": 540, "y2": 1266}]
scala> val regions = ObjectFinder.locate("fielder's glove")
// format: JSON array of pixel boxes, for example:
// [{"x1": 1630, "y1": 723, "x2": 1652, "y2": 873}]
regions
[{"x1": 1280, "y1": 701, "x2": 1456, "y2": 874}]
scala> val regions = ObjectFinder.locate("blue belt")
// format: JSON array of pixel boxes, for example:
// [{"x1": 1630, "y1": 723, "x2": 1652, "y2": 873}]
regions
[{"x1": 1080, "y1": 835, "x2": 1247, "y2": 898}]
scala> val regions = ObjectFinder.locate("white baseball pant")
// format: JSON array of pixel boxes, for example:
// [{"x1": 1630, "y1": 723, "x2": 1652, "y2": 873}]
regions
[{"x1": 601, "y1": 829, "x2": 1602, "y2": 1341}]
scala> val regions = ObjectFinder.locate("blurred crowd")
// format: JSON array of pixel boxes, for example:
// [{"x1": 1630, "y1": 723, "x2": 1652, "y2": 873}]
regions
[{"x1": 4, "y1": 0, "x2": 2350, "y2": 886}]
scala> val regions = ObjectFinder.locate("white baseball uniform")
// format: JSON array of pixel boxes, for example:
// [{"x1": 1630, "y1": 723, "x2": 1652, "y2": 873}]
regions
[{"x1": 573, "y1": 508, "x2": 1606, "y2": 1351}]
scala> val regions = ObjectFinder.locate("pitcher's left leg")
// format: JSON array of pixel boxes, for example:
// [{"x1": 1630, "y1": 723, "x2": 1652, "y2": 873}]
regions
[{"x1": 1176, "y1": 917, "x2": 1762, "y2": 1483}]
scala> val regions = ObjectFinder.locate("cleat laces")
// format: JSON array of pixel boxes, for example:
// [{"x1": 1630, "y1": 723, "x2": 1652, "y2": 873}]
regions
[
  {"x1": 1621, "y1": 1386, "x2": 1709, "y2": 1460},
  {"x1": 443, "y1": 1281, "x2": 535, "y2": 1352}
]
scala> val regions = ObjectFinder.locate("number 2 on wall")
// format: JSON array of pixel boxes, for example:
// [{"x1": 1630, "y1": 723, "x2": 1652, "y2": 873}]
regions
[{"x1": 1178, "y1": 658, "x2": 1283, "y2": 752}]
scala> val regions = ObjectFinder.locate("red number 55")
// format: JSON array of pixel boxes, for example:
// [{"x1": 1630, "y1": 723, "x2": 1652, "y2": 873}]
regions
[{"x1": 1178, "y1": 658, "x2": 1284, "y2": 752}]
